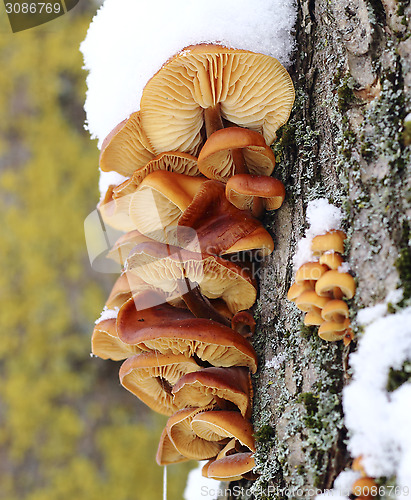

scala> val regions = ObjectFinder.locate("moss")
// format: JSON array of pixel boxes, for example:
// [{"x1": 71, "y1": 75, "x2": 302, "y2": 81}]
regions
[
  {"x1": 395, "y1": 221, "x2": 411, "y2": 303},
  {"x1": 387, "y1": 361, "x2": 411, "y2": 393},
  {"x1": 299, "y1": 323, "x2": 316, "y2": 340},
  {"x1": 298, "y1": 392, "x2": 319, "y2": 417},
  {"x1": 254, "y1": 424, "x2": 276, "y2": 443},
  {"x1": 338, "y1": 80, "x2": 356, "y2": 113}
]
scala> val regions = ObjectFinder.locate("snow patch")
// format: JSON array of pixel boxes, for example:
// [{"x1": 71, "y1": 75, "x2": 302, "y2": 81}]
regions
[
  {"x1": 183, "y1": 462, "x2": 220, "y2": 500},
  {"x1": 81, "y1": 0, "x2": 297, "y2": 146},
  {"x1": 95, "y1": 306, "x2": 119, "y2": 324},
  {"x1": 293, "y1": 198, "x2": 343, "y2": 270},
  {"x1": 343, "y1": 307, "x2": 411, "y2": 484},
  {"x1": 98, "y1": 170, "x2": 129, "y2": 199}
]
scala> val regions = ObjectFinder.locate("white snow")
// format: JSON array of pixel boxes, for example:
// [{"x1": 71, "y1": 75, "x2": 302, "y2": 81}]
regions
[
  {"x1": 344, "y1": 307, "x2": 411, "y2": 483},
  {"x1": 81, "y1": 0, "x2": 297, "y2": 147},
  {"x1": 183, "y1": 462, "x2": 221, "y2": 500},
  {"x1": 95, "y1": 306, "x2": 119, "y2": 324},
  {"x1": 316, "y1": 305, "x2": 411, "y2": 498},
  {"x1": 293, "y1": 198, "x2": 343, "y2": 270},
  {"x1": 98, "y1": 169, "x2": 129, "y2": 199}
]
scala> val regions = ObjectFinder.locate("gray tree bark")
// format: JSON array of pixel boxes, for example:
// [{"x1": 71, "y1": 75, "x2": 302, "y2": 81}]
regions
[{"x1": 226, "y1": 1, "x2": 411, "y2": 498}]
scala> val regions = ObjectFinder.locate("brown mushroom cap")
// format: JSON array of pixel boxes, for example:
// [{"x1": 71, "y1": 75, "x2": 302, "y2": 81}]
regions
[
  {"x1": 140, "y1": 44, "x2": 295, "y2": 155},
  {"x1": 197, "y1": 128, "x2": 276, "y2": 182},
  {"x1": 91, "y1": 318, "x2": 138, "y2": 360},
  {"x1": 126, "y1": 241, "x2": 257, "y2": 314},
  {"x1": 315, "y1": 270, "x2": 356, "y2": 299},
  {"x1": 178, "y1": 178, "x2": 274, "y2": 256},
  {"x1": 166, "y1": 406, "x2": 223, "y2": 460},
  {"x1": 119, "y1": 351, "x2": 201, "y2": 416},
  {"x1": 172, "y1": 367, "x2": 252, "y2": 418},
  {"x1": 128, "y1": 172, "x2": 274, "y2": 257},
  {"x1": 118, "y1": 317, "x2": 258, "y2": 373},
  {"x1": 156, "y1": 427, "x2": 190, "y2": 466},
  {"x1": 191, "y1": 410, "x2": 255, "y2": 452},
  {"x1": 225, "y1": 174, "x2": 285, "y2": 217},
  {"x1": 99, "y1": 111, "x2": 154, "y2": 176},
  {"x1": 311, "y1": 230, "x2": 346, "y2": 256},
  {"x1": 206, "y1": 452, "x2": 255, "y2": 481}
]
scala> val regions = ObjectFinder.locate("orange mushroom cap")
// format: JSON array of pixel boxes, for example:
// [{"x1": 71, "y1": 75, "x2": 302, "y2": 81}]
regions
[
  {"x1": 197, "y1": 127, "x2": 276, "y2": 182},
  {"x1": 225, "y1": 174, "x2": 285, "y2": 218},
  {"x1": 311, "y1": 230, "x2": 346, "y2": 256},
  {"x1": 172, "y1": 366, "x2": 252, "y2": 418},
  {"x1": 315, "y1": 270, "x2": 356, "y2": 299}
]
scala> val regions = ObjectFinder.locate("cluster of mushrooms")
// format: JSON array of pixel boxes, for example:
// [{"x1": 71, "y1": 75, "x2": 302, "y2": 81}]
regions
[
  {"x1": 287, "y1": 230, "x2": 355, "y2": 344},
  {"x1": 91, "y1": 44, "x2": 295, "y2": 481}
]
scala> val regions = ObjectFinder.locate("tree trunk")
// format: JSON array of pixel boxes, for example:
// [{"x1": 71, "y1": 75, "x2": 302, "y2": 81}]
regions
[{"x1": 227, "y1": 1, "x2": 411, "y2": 498}]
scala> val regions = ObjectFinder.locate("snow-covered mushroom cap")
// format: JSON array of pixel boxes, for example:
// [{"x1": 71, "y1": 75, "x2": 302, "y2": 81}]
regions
[{"x1": 140, "y1": 44, "x2": 295, "y2": 155}]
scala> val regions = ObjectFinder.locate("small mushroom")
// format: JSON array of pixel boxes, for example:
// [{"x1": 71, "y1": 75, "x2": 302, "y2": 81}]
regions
[
  {"x1": 225, "y1": 174, "x2": 285, "y2": 218},
  {"x1": 286, "y1": 281, "x2": 314, "y2": 302},
  {"x1": 206, "y1": 452, "x2": 256, "y2": 482},
  {"x1": 197, "y1": 127, "x2": 276, "y2": 182},
  {"x1": 119, "y1": 351, "x2": 201, "y2": 416},
  {"x1": 295, "y1": 290, "x2": 330, "y2": 313},
  {"x1": 321, "y1": 299, "x2": 349, "y2": 323},
  {"x1": 140, "y1": 44, "x2": 295, "y2": 155},
  {"x1": 311, "y1": 230, "x2": 346, "y2": 257},
  {"x1": 99, "y1": 111, "x2": 154, "y2": 176},
  {"x1": 295, "y1": 262, "x2": 329, "y2": 284},
  {"x1": 315, "y1": 270, "x2": 356, "y2": 300},
  {"x1": 190, "y1": 410, "x2": 255, "y2": 453},
  {"x1": 351, "y1": 477, "x2": 378, "y2": 499},
  {"x1": 172, "y1": 366, "x2": 252, "y2": 418},
  {"x1": 318, "y1": 318, "x2": 351, "y2": 342},
  {"x1": 319, "y1": 251, "x2": 344, "y2": 270}
]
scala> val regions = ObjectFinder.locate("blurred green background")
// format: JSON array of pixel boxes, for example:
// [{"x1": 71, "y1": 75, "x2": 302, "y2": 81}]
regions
[{"x1": 0, "y1": 2, "x2": 192, "y2": 498}]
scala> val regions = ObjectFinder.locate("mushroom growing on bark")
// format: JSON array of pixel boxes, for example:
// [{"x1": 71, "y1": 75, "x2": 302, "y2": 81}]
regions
[
  {"x1": 99, "y1": 111, "x2": 154, "y2": 176},
  {"x1": 197, "y1": 127, "x2": 276, "y2": 182},
  {"x1": 140, "y1": 44, "x2": 295, "y2": 156}
]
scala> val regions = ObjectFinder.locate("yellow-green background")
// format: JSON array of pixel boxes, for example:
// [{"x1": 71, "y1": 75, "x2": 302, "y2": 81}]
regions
[{"x1": 0, "y1": 2, "x2": 192, "y2": 498}]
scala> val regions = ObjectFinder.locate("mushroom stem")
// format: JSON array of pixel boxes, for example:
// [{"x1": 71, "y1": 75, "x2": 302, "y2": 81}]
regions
[
  {"x1": 204, "y1": 104, "x2": 224, "y2": 137},
  {"x1": 178, "y1": 278, "x2": 231, "y2": 327}
]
